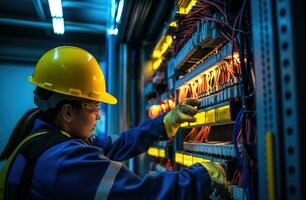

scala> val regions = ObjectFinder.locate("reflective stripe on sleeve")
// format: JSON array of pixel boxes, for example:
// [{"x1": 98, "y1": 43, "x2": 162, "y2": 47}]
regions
[{"x1": 94, "y1": 161, "x2": 122, "y2": 200}]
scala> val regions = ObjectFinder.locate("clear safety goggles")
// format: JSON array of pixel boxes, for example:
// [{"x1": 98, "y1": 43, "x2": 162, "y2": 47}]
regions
[{"x1": 80, "y1": 102, "x2": 101, "y2": 119}]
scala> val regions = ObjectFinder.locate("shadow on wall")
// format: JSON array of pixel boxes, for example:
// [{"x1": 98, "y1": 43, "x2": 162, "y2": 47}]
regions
[{"x1": 0, "y1": 63, "x2": 35, "y2": 169}]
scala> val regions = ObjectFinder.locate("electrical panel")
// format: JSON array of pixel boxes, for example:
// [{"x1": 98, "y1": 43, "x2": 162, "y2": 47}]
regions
[{"x1": 143, "y1": 0, "x2": 255, "y2": 199}]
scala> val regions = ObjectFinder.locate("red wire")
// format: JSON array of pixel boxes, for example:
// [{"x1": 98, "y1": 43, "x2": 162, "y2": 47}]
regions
[
  {"x1": 185, "y1": 128, "x2": 197, "y2": 141},
  {"x1": 201, "y1": 0, "x2": 226, "y2": 17}
]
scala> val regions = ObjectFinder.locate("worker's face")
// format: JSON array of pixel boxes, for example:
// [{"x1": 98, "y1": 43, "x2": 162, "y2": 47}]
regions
[{"x1": 69, "y1": 101, "x2": 101, "y2": 139}]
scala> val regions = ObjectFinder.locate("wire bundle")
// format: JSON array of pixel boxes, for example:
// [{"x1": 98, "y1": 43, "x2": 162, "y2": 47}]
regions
[
  {"x1": 174, "y1": 0, "x2": 257, "y2": 199},
  {"x1": 148, "y1": 99, "x2": 176, "y2": 119},
  {"x1": 184, "y1": 126, "x2": 211, "y2": 142},
  {"x1": 233, "y1": 0, "x2": 257, "y2": 198},
  {"x1": 174, "y1": 0, "x2": 241, "y2": 56},
  {"x1": 160, "y1": 159, "x2": 175, "y2": 170},
  {"x1": 174, "y1": 1, "x2": 214, "y2": 55},
  {"x1": 232, "y1": 168, "x2": 244, "y2": 186},
  {"x1": 233, "y1": 108, "x2": 251, "y2": 199},
  {"x1": 177, "y1": 85, "x2": 190, "y2": 103},
  {"x1": 177, "y1": 56, "x2": 241, "y2": 102},
  {"x1": 233, "y1": 107, "x2": 256, "y2": 200}
]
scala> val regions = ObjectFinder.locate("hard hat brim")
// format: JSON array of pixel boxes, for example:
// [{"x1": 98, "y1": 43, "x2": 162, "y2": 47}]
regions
[
  {"x1": 29, "y1": 76, "x2": 117, "y2": 105},
  {"x1": 100, "y1": 92, "x2": 117, "y2": 104}
]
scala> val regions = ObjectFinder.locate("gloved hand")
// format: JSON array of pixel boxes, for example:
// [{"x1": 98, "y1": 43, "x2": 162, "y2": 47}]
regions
[
  {"x1": 201, "y1": 161, "x2": 226, "y2": 186},
  {"x1": 163, "y1": 98, "x2": 200, "y2": 139}
]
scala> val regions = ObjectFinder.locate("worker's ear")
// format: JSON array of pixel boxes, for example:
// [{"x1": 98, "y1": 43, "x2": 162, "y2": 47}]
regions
[{"x1": 61, "y1": 104, "x2": 73, "y2": 123}]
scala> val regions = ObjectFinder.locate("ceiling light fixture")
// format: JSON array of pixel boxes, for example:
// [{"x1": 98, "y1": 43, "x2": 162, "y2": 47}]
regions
[
  {"x1": 48, "y1": 0, "x2": 65, "y2": 34},
  {"x1": 48, "y1": 0, "x2": 63, "y2": 17},
  {"x1": 52, "y1": 17, "x2": 65, "y2": 34},
  {"x1": 115, "y1": 0, "x2": 124, "y2": 23}
]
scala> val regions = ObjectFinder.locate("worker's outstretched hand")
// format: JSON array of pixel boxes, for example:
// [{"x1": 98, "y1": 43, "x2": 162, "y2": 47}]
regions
[
  {"x1": 201, "y1": 161, "x2": 226, "y2": 186},
  {"x1": 163, "y1": 98, "x2": 200, "y2": 139}
]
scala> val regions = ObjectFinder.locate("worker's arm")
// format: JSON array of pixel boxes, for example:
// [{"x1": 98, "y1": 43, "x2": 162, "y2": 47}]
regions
[
  {"x1": 52, "y1": 144, "x2": 212, "y2": 200},
  {"x1": 92, "y1": 114, "x2": 168, "y2": 161},
  {"x1": 92, "y1": 98, "x2": 200, "y2": 161},
  {"x1": 109, "y1": 163, "x2": 212, "y2": 199}
]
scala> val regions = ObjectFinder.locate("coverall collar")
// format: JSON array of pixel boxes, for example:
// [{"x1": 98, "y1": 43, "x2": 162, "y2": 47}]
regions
[
  {"x1": 31, "y1": 117, "x2": 74, "y2": 139},
  {"x1": 31, "y1": 117, "x2": 58, "y2": 133}
]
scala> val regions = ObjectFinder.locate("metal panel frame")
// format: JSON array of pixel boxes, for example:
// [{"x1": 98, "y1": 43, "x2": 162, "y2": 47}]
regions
[
  {"x1": 106, "y1": 34, "x2": 120, "y2": 135},
  {"x1": 251, "y1": 0, "x2": 283, "y2": 199},
  {"x1": 275, "y1": 1, "x2": 306, "y2": 199},
  {"x1": 252, "y1": 0, "x2": 306, "y2": 199}
]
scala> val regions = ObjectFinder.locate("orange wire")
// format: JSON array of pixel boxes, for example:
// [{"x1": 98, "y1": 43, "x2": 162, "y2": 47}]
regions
[
  {"x1": 194, "y1": 127, "x2": 205, "y2": 142},
  {"x1": 185, "y1": 128, "x2": 198, "y2": 141},
  {"x1": 200, "y1": 126, "x2": 211, "y2": 142}
]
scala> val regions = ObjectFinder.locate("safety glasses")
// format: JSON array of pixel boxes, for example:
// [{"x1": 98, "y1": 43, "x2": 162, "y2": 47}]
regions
[{"x1": 80, "y1": 102, "x2": 101, "y2": 119}]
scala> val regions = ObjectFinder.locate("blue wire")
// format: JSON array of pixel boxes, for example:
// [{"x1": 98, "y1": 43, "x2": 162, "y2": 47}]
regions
[
  {"x1": 236, "y1": 111, "x2": 251, "y2": 200},
  {"x1": 233, "y1": 109, "x2": 247, "y2": 198},
  {"x1": 233, "y1": 108, "x2": 251, "y2": 200}
]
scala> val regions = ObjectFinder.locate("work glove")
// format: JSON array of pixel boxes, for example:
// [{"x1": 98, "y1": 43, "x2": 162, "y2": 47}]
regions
[
  {"x1": 163, "y1": 98, "x2": 200, "y2": 139},
  {"x1": 201, "y1": 161, "x2": 226, "y2": 186}
]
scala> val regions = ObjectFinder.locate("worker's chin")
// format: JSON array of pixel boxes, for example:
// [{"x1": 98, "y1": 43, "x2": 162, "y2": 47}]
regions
[
  {"x1": 82, "y1": 133, "x2": 92, "y2": 140},
  {"x1": 91, "y1": 126, "x2": 97, "y2": 133},
  {"x1": 91, "y1": 128, "x2": 95, "y2": 133},
  {"x1": 81, "y1": 129, "x2": 94, "y2": 139}
]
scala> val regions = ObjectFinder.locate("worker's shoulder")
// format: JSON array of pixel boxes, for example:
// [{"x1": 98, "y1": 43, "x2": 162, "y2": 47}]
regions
[{"x1": 33, "y1": 139, "x2": 110, "y2": 191}]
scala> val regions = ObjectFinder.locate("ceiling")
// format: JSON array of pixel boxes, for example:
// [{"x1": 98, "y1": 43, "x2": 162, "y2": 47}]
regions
[
  {"x1": 0, "y1": 0, "x2": 174, "y2": 63},
  {"x1": 0, "y1": 0, "x2": 110, "y2": 63},
  {"x1": 118, "y1": 0, "x2": 174, "y2": 47}
]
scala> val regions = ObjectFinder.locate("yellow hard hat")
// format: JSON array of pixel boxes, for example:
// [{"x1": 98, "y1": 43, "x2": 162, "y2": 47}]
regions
[{"x1": 28, "y1": 46, "x2": 117, "y2": 104}]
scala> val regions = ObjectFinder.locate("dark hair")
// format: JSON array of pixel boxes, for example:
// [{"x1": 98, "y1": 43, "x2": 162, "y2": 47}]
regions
[
  {"x1": 0, "y1": 108, "x2": 40, "y2": 160},
  {"x1": 0, "y1": 87, "x2": 82, "y2": 160},
  {"x1": 34, "y1": 87, "x2": 83, "y2": 122}
]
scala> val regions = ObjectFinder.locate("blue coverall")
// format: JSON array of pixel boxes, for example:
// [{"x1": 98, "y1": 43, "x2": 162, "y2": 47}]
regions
[{"x1": 6, "y1": 114, "x2": 212, "y2": 199}]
